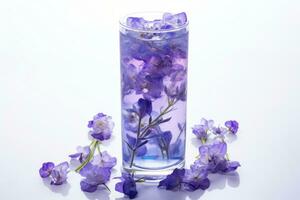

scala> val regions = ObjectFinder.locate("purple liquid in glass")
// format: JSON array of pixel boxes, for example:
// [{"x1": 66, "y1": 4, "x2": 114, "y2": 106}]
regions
[{"x1": 120, "y1": 12, "x2": 189, "y2": 179}]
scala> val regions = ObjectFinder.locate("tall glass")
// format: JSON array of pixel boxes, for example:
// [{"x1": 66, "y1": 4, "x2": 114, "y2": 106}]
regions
[{"x1": 120, "y1": 12, "x2": 189, "y2": 180}]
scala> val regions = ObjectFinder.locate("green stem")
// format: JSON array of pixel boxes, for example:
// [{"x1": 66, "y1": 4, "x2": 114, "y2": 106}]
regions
[
  {"x1": 129, "y1": 149, "x2": 136, "y2": 168},
  {"x1": 75, "y1": 140, "x2": 98, "y2": 173}
]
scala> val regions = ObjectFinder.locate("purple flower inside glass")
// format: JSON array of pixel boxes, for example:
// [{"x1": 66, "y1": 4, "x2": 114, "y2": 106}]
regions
[{"x1": 120, "y1": 12, "x2": 189, "y2": 179}]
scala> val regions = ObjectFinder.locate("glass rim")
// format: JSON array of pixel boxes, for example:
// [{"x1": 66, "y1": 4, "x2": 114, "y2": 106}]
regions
[{"x1": 119, "y1": 11, "x2": 189, "y2": 33}]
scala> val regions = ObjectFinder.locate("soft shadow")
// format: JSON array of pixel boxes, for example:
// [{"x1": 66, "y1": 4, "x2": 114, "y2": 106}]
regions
[
  {"x1": 208, "y1": 174, "x2": 227, "y2": 190},
  {"x1": 186, "y1": 189, "x2": 205, "y2": 200},
  {"x1": 83, "y1": 189, "x2": 110, "y2": 200},
  {"x1": 115, "y1": 173, "x2": 239, "y2": 200},
  {"x1": 132, "y1": 182, "x2": 203, "y2": 200},
  {"x1": 43, "y1": 178, "x2": 71, "y2": 196},
  {"x1": 226, "y1": 172, "x2": 240, "y2": 188},
  {"x1": 208, "y1": 172, "x2": 240, "y2": 191}
]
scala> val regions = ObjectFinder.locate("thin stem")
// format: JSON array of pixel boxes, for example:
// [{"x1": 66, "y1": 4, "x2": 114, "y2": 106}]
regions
[
  {"x1": 175, "y1": 123, "x2": 185, "y2": 143},
  {"x1": 75, "y1": 140, "x2": 98, "y2": 172},
  {"x1": 136, "y1": 116, "x2": 142, "y2": 138},
  {"x1": 140, "y1": 99, "x2": 178, "y2": 138},
  {"x1": 129, "y1": 149, "x2": 136, "y2": 168},
  {"x1": 103, "y1": 183, "x2": 111, "y2": 192},
  {"x1": 127, "y1": 98, "x2": 178, "y2": 168}
]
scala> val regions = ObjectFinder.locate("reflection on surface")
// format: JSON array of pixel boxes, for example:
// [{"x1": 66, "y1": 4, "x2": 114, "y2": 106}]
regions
[
  {"x1": 83, "y1": 189, "x2": 110, "y2": 200},
  {"x1": 114, "y1": 172, "x2": 240, "y2": 200},
  {"x1": 42, "y1": 178, "x2": 71, "y2": 196},
  {"x1": 208, "y1": 172, "x2": 240, "y2": 191}
]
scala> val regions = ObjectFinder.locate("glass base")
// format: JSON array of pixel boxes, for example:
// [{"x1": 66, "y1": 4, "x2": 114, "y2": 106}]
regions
[{"x1": 122, "y1": 160, "x2": 185, "y2": 182}]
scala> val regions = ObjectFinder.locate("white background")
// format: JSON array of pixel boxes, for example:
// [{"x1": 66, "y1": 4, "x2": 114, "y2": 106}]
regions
[{"x1": 0, "y1": 0, "x2": 300, "y2": 199}]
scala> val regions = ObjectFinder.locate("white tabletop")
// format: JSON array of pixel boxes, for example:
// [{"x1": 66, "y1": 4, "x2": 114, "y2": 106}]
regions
[{"x1": 1, "y1": 0, "x2": 300, "y2": 199}]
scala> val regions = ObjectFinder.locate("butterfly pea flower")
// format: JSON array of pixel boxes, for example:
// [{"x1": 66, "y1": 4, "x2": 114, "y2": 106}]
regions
[
  {"x1": 115, "y1": 172, "x2": 138, "y2": 199},
  {"x1": 225, "y1": 120, "x2": 239, "y2": 134},
  {"x1": 88, "y1": 113, "x2": 114, "y2": 141},
  {"x1": 91, "y1": 151, "x2": 117, "y2": 169},
  {"x1": 79, "y1": 163, "x2": 111, "y2": 193}
]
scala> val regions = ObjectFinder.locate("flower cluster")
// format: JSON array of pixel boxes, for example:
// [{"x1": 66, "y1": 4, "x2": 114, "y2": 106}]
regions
[
  {"x1": 157, "y1": 118, "x2": 240, "y2": 193},
  {"x1": 39, "y1": 113, "x2": 117, "y2": 193},
  {"x1": 39, "y1": 162, "x2": 69, "y2": 185},
  {"x1": 192, "y1": 118, "x2": 239, "y2": 142},
  {"x1": 39, "y1": 113, "x2": 240, "y2": 199}
]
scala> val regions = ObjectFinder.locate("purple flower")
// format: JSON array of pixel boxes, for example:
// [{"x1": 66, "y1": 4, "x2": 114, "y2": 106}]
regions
[
  {"x1": 211, "y1": 126, "x2": 227, "y2": 135},
  {"x1": 137, "y1": 98, "x2": 152, "y2": 117},
  {"x1": 50, "y1": 162, "x2": 69, "y2": 185},
  {"x1": 183, "y1": 165, "x2": 210, "y2": 191},
  {"x1": 146, "y1": 55, "x2": 173, "y2": 77},
  {"x1": 115, "y1": 172, "x2": 138, "y2": 199},
  {"x1": 165, "y1": 82, "x2": 186, "y2": 101},
  {"x1": 225, "y1": 120, "x2": 239, "y2": 134},
  {"x1": 79, "y1": 163, "x2": 111, "y2": 192},
  {"x1": 158, "y1": 168, "x2": 185, "y2": 191},
  {"x1": 88, "y1": 113, "x2": 114, "y2": 141},
  {"x1": 158, "y1": 166, "x2": 210, "y2": 192},
  {"x1": 91, "y1": 151, "x2": 117, "y2": 169},
  {"x1": 39, "y1": 162, "x2": 55, "y2": 178},
  {"x1": 121, "y1": 57, "x2": 144, "y2": 96},
  {"x1": 197, "y1": 141, "x2": 240, "y2": 173},
  {"x1": 135, "y1": 72, "x2": 164, "y2": 100},
  {"x1": 69, "y1": 146, "x2": 90, "y2": 163},
  {"x1": 192, "y1": 118, "x2": 214, "y2": 141}
]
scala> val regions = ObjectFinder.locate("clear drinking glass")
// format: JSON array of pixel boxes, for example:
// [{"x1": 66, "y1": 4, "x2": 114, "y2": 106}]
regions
[{"x1": 120, "y1": 12, "x2": 189, "y2": 180}]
